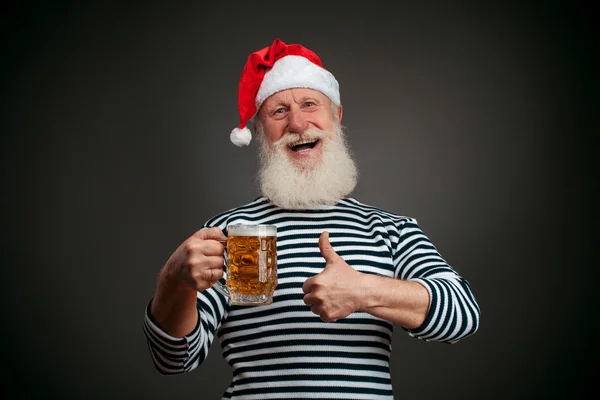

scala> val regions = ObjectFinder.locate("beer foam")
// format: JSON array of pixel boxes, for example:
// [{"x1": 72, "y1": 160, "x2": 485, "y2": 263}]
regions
[{"x1": 228, "y1": 224, "x2": 276, "y2": 237}]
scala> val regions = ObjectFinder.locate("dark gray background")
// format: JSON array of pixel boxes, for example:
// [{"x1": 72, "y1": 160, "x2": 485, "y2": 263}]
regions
[{"x1": 1, "y1": 1, "x2": 596, "y2": 399}]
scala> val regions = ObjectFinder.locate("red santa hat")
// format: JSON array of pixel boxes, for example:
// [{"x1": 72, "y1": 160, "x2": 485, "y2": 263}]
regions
[{"x1": 230, "y1": 38, "x2": 340, "y2": 146}]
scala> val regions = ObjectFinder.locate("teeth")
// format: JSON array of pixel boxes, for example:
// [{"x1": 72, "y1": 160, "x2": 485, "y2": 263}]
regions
[{"x1": 290, "y1": 139, "x2": 317, "y2": 147}]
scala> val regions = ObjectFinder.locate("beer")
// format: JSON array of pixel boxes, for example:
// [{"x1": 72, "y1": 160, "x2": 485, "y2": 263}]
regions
[{"x1": 223, "y1": 225, "x2": 277, "y2": 305}]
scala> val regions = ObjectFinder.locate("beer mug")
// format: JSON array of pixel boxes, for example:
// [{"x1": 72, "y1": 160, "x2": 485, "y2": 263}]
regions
[{"x1": 214, "y1": 224, "x2": 277, "y2": 306}]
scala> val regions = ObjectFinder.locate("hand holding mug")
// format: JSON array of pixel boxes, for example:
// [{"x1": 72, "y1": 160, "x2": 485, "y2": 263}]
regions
[{"x1": 164, "y1": 227, "x2": 228, "y2": 292}]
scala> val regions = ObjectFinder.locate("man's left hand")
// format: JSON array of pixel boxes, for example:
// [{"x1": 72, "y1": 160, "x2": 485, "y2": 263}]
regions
[{"x1": 302, "y1": 231, "x2": 363, "y2": 322}]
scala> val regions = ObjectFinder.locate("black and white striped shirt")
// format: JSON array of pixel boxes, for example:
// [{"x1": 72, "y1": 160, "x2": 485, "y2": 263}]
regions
[{"x1": 144, "y1": 197, "x2": 480, "y2": 399}]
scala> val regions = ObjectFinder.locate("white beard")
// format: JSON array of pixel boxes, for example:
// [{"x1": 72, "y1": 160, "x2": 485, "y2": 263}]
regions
[{"x1": 257, "y1": 124, "x2": 358, "y2": 209}]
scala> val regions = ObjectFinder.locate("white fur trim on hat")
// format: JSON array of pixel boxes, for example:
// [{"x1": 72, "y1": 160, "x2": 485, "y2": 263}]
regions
[
  {"x1": 230, "y1": 126, "x2": 252, "y2": 147},
  {"x1": 255, "y1": 55, "x2": 340, "y2": 111}
]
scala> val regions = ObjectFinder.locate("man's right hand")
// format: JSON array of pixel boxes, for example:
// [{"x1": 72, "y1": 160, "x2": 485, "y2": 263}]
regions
[
  {"x1": 160, "y1": 227, "x2": 228, "y2": 292},
  {"x1": 149, "y1": 227, "x2": 227, "y2": 337}
]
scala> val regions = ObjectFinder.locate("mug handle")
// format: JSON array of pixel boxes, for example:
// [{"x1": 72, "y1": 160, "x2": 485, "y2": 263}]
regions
[
  {"x1": 213, "y1": 239, "x2": 230, "y2": 299},
  {"x1": 213, "y1": 280, "x2": 230, "y2": 298}
]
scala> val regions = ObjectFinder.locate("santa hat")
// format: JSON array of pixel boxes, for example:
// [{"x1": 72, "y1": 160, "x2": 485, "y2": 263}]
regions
[{"x1": 230, "y1": 38, "x2": 340, "y2": 146}]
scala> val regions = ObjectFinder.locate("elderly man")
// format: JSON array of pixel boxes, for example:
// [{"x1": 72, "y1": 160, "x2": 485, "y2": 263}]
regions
[{"x1": 144, "y1": 39, "x2": 480, "y2": 399}]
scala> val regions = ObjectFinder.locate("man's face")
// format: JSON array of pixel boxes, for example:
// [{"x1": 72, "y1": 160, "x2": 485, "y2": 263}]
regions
[
  {"x1": 257, "y1": 88, "x2": 343, "y2": 169},
  {"x1": 254, "y1": 88, "x2": 357, "y2": 210}
]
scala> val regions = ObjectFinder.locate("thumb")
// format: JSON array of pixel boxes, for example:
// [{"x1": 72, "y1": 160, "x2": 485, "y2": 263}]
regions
[
  {"x1": 194, "y1": 227, "x2": 226, "y2": 241},
  {"x1": 319, "y1": 231, "x2": 338, "y2": 263}
]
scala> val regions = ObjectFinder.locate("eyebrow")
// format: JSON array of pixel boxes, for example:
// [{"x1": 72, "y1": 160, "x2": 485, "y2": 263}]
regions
[
  {"x1": 295, "y1": 96, "x2": 320, "y2": 104},
  {"x1": 264, "y1": 93, "x2": 324, "y2": 113}
]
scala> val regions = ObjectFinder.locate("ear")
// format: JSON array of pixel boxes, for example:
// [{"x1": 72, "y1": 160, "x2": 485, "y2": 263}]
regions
[{"x1": 336, "y1": 105, "x2": 343, "y2": 124}]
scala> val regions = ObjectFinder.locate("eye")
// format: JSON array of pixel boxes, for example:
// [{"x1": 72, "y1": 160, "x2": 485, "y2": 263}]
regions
[
  {"x1": 304, "y1": 101, "x2": 315, "y2": 107},
  {"x1": 274, "y1": 107, "x2": 286, "y2": 114}
]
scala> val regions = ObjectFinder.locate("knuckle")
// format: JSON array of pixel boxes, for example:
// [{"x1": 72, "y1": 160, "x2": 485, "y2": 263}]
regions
[
  {"x1": 196, "y1": 267, "x2": 223, "y2": 282},
  {"x1": 181, "y1": 255, "x2": 196, "y2": 272},
  {"x1": 311, "y1": 280, "x2": 325, "y2": 292},
  {"x1": 189, "y1": 267, "x2": 203, "y2": 281},
  {"x1": 199, "y1": 269, "x2": 212, "y2": 281},
  {"x1": 199, "y1": 226, "x2": 223, "y2": 239},
  {"x1": 183, "y1": 239, "x2": 198, "y2": 256},
  {"x1": 188, "y1": 254, "x2": 204, "y2": 267},
  {"x1": 201, "y1": 241, "x2": 223, "y2": 257},
  {"x1": 212, "y1": 269, "x2": 224, "y2": 280},
  {"x1": 196, "y1": 229, "x2": 206, "y2": 238},
  {"x1": 322, "y1": 311, "x2": 337, "y2": 322}
]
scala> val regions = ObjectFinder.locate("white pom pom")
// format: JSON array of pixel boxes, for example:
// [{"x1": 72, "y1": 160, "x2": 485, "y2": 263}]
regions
[{"x1": 230, "y1": 126, "x2": 252, "y2": 147}]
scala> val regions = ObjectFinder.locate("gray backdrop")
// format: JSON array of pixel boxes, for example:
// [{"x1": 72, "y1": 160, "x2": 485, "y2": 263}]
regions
[{"x1": 1, "y1": 1, "x2": 596, "y2": 399}]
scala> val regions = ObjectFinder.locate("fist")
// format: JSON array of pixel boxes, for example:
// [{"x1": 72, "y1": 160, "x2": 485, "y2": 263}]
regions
[
  {"x1": 164, "y1": 227, "x2": 227, "y2": 291},
  {"x1": 302, "y1": 232, "x2": 363, "y2": 322}
]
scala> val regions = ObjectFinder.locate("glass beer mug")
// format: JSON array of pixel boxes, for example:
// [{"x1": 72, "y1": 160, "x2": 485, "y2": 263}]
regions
[{"x1": 214, "y1": 224, "x2": 277, "y2": 306}]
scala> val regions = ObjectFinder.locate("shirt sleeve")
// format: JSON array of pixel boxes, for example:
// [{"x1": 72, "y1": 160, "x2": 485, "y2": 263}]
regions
[
  {"x1": 143, "y1": 288, "x2": 229, "y2": 374},
  {"x1": 393, "y1": 218, "x2": 480, "y2": 343}
]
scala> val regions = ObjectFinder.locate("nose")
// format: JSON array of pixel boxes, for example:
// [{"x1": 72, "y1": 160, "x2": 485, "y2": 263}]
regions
[{"x1": 287, "y1": 107, "x2": 309, "y2": 134}]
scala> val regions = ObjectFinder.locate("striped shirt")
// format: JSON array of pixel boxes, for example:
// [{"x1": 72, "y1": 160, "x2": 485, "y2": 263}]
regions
[{"x1": 144, "y1": 197, "x2": 480, "y2": 399}]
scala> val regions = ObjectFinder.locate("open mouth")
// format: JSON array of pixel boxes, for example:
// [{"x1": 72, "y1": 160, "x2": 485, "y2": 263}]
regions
[{"x1": 289, "y1": 139, "x2": 319, "y2": 152}]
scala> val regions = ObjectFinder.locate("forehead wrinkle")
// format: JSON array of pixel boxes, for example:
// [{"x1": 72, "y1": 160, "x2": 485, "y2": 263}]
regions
[
  {"x1": 290, "y1": 88, "x2": 328, "y2": 104},
  {"x1": 269, "y1": 88, "x2": 327, "y2": 106},
  {"x1": 290, "y1": 90, "x2": 308, "y2": 105}
]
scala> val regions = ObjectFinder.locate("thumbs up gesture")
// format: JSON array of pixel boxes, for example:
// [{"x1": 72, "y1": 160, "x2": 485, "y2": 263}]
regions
[{"x1": 302, "y1": 232, "x2": 363, "y2": 322}]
